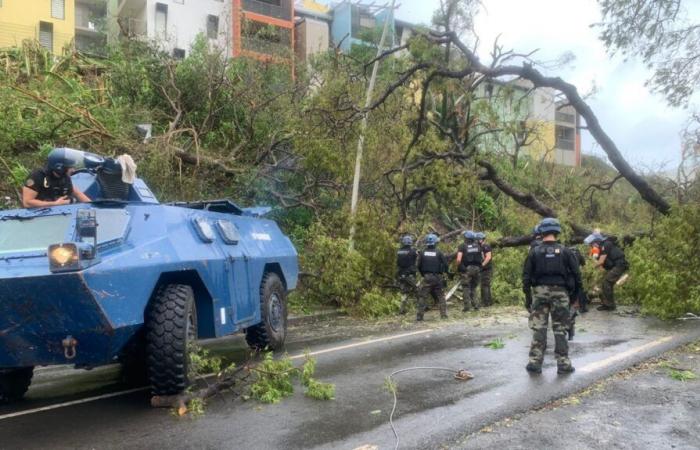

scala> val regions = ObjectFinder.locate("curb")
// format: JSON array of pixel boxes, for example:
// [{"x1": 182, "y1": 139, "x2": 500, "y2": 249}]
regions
[{"x1": 288, "y1": 309, "x2": 345, "y2": 326}]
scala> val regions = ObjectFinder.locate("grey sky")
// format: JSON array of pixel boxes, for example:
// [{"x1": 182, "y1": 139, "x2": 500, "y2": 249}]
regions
[{"x1": 320, "y1": 0, "x2": 698, "y2": 172}]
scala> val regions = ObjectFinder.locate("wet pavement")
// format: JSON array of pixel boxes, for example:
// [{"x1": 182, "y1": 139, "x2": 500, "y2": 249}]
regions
[{"x1": 0, "y1": 306, "x2": 698, "y2": 450}]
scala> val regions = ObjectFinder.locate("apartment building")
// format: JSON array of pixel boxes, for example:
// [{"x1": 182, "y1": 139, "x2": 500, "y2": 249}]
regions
[
  {"x1": 0, "y1": 0, "x2": 75, "y2": 54},
  {"x1": 75, "y1": 0, "x2": 107, "y2": 53},
  {"x1": 294, "y1": 0, "x2": 330, "y2": 62},
  {"x1": 329, "y1": 0, "x2": 394, "y2": 52},
  {"x1": 109, "y1": 0, "x2": 231, "y2": 57},
  {"x1": 233, "y1": 0, "x2": 295, "y2": 62}
]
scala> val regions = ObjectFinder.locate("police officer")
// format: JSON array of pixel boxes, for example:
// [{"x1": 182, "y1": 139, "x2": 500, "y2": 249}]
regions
[
  {"x1": 522, "y1": 218, "x2": 582, "y2": 374},
  {"x1": 397, "y1": 235, "x2": 418, "y2": 315},
  {"x1": 22, "y1": 149, "x2": 91, "y2": 208},
  {"x1": 456, "y1": 230, "x2": 483, "y2": 312},
  {"x1": 417, "y1": 233, "x2": 449, "y2": 321},
  {"x1": 530, "y1": 225, "x2": 543, "y2": 250},
  {"x1": 476, "y1": 232, "x2": 493, "y2": 307},
  {"x1": 585, "y1": 232, "x2": 628, "y2": 311}
]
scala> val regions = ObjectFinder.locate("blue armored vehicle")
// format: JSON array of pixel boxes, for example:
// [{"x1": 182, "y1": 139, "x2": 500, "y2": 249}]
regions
[{"x1": 0, "y1": 149, "x2": 298, "y2": 401}]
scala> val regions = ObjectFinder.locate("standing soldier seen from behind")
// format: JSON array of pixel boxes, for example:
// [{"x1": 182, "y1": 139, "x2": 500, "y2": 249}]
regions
[
  {"x1": 397, "y1": 235, "x2": 418, "y2": 315},
  {"x1": 585, "y1": 232, "x2": 628, "y2": 311},
  {"x1": 416, "y1": 234, "x2": 449, "y2": 321},
  {"x1": 530, "y1": 225, "x2": 543, "y2": 250},
  {"x1": 522, "y1": 218, "x2": 582, "y2": 374},
  {"x1": 456, "y1": 231, "x2": 483, "y2": 312},
  {"x1": 476, "y1": 232, "x2": 493, "y2": 307}
]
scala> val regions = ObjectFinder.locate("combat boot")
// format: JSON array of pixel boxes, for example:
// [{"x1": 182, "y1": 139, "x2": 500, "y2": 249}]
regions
[
  {"x1": 525, "y1": 362, "x2": 542, "y2": 374},
  {"x1": 557, "y1": 365, "x2": 575, "y2": 374},
  {"x1": 416, "y1": 314, "x2": 424, "y2": 322}
]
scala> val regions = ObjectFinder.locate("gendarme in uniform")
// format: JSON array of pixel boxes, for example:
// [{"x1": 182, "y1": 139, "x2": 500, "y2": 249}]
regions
[{"x1": 25, "y1": 168, "x2": 73, "y2": 202}]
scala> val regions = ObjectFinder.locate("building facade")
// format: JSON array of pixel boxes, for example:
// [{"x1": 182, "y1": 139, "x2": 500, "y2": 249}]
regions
[
  {"x1": 109, "y1": 0, "x2": 232, "y2": 58},
  {"x1": 0, "y1": 0, "x2": 76, "y2": 54},
  {"x1": 329, "y1": 0, "x2": 394, "y2": 52},
  {"x1": 232, "y1": 0, "x2": 295, "y2": 63}
]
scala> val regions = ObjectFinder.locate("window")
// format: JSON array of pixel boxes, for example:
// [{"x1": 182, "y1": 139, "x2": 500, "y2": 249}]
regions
[
  {"x1": 173, "y1": 48, "x2": 186, "y2": 59},
  {"x1": 192, "y1": 217, "x2": 215, "y2": 243},
  {"x1": 0, "y1": 214, "x2": 71, "y2": 255},
  {"x1": 51, "y1": 0, "x2": 65, "y2": 20},
  {"x1": 39, "y1": 22, "x2": 54, "y2": 52},
  {"x1": 216, "y1": 220, "x2": 240, "y2": 245},
  {"x1": 155, "y1": 3, "x2": 168, "y2": 39},
  {"x1": 207, "y1": 15, "x2": 219, "y2": 40},
  {"x1": 555, "y1": 125, "x2": 575, "y2": 151}
]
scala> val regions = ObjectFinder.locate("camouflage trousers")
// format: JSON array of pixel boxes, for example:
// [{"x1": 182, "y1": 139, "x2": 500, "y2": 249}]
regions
[
  {"x1": 397, "y1": 272, "x2": 417, "y2": 313},
  {"x1": 528, "y1": 285, "x2": 572, "y2": 369},
  {"x1": 480, "y1": 266, "x2": 493, "y2": 307},
  {"x1": 418, "y1": 273, "x2": 447, "y2": 319},
  {"x1": 460, "y1": 265, "x2": 481, "y2": 310},
  {"x1": 602, "y1": 265, "x2": 625, "y2": 308}
]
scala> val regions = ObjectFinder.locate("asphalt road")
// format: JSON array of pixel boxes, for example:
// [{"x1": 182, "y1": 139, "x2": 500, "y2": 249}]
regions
[{"x1": 0, "y1": 307, "x2": 698, "y2": 450}]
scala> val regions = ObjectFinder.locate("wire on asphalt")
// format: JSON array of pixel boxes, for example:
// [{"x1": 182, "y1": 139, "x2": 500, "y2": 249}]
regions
[{"x1": 387, "y1": 366, "x2": 473, "y2": 450}]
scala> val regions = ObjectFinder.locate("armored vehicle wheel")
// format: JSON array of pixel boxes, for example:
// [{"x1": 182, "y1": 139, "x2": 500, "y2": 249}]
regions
[
  {"x1": 246, "y1": 272, "x2": 288, "y2": 351},
  {"x1": 146, "y1": 284, "x2": 197, "y2": 396},
  {"x1": 0, "y1": 367, "x2": 34, "y2": 403}
]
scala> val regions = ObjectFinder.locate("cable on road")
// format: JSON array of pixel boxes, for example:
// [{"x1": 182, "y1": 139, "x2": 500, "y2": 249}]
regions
[{"x1": 387, "y1": 366, "x2": 473, "y2": 450}]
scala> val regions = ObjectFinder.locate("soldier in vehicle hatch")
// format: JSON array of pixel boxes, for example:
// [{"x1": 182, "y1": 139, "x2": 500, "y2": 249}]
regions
[
  {"x1": 397, "y1": 235, "x2": 419, "y2": 315},
  {"x1": 416, "y1": 234, "x2": 449, "y2": 321},
  {"x1": 522, "y1": 218, "x2": 582, "y2": 375},
  {"x1": 22, "y1": 150, "x2": 91, "y2": 208}
]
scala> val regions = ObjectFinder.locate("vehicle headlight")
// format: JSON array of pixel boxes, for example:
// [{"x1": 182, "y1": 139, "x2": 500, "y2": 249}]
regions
[{"x1": 48, "y1": 243, "x2": 79, "y2": 271}]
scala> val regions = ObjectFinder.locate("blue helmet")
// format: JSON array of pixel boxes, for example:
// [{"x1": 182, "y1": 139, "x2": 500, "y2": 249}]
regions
[
  {"x1": 47, "y1": 148, "x2": 80, "y2": 175},
  {"x1": 425, "y1": 233, "x2": 439, "y2": 246},
  {"x1": 475, "y1": 232, "x2": 486, "y2": 241},
  {"x1": 537, "y1": 217, "x2": 561, "y2": 235},
  {"x1": 583, "y1": 233, "x2": 604, "y2": 245},
  {"x1": 400, "y1": 235, "x2": 413, "y2": 246},
  {"x1": 533, "y1": 225, "x2": 541, "y2": 236},
  {"x1": 463, "y1": 230, "x2": 476, "y2": 240}
]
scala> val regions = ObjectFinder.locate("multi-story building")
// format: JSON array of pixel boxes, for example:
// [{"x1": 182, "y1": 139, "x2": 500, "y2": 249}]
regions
[
  {"x1": 233, "y1": 0, "x2": 295, "y2": 63},
  {"x1": 329, "y1": 0, "x2": 394, "y2": 53},
  {"x1": 108, "y1": 0, "x2": 232, "y2": 58},
  {"x1": 75, "y1": 0, "x2": 108, "y2": 53},
  {"x1": 294, "y1": 0, "x2": 330, "y2": 62},
  {"x1": 0, "y1": 0, "x2": 76, "y2": 54},
  {"x1": 477, "y1": 80, "x2": 581, "y2": 167}
]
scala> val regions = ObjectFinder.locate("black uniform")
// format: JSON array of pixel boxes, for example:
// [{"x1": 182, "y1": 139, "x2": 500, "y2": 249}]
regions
[
  {"x1": 599, "y1": 239, "x2": 628, "y2": 309},
  {"x1": 24, "y1": 168, "x2": 73, "y2": 202},
  {"x1": 568, "y1": 246, "x2": 589, "y2": 313},
  {"x1": 396, "y1": 246, "x2": 418, "y2": 314},
  {"x1": 458, "y1": 241, "x2": 483, "y2": 310},
  {"x1": 522, "y1": 242, "x2": 583, "y2": 371},
  {"x1": 480, "y1": 243, "x2": 493, "y2": 306},
  {"x1": 417, "y1": 246, "x2": 449, "y2": 320}
]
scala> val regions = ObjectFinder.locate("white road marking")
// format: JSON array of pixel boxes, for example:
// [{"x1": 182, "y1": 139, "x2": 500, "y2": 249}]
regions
[
  {"x1": 0, "y1": 329, "x2": 434, "y2": 421},
  {"x1": 288, "y1": 329, "x2": 434, "y2": 360},
  {"x1": 578, "y1": 335, "x2": 674, "y2": 374}
]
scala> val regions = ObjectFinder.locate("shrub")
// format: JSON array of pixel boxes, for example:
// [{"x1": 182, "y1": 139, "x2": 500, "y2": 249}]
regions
[
  {"x1": 621, "y1": 205, "x2": 700, "y2": 319},
  {"x1": 490, "y1": 246, "x2": 528, "y2": 305}
]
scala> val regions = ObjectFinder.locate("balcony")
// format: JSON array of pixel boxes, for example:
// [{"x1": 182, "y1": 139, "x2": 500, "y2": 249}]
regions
[
  {"x1": 555, "y1": 111, "x2": 575, "y2": 123},
  {"x1": 242, "y1": 0, "x2": 292, "y2": 22},
  {"x1": 242, "y1": 36, "x2": 292, "y2": 58},
  {"x1": 555, "y1": 138, "x2": 575, "y2": 151}
]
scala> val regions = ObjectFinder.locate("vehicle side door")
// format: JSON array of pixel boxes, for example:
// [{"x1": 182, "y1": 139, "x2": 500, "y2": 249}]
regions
[{"x1": 214, "y1": 219, "x2": 256, "y2": 325}]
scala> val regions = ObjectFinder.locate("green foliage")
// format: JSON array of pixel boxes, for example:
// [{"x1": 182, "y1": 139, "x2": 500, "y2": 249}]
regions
[
  {"x1": 485, "y1": 338, "x2": 505, "y2": 350},
  {"x1": 188, "y1": 346, "x2": 225, "y2": 378},
  {"x1": 357, "y1": 289, "x2": 400, "y2": 318},
  {"x1": 490, "y1": 246, "x2": 528, "y2": 305},
  {"x1": 250, "y1": 353, "x2": 295, "y2": 404},
  {"x1": 667, "y1": 368, "x2": 697, "y2": 382},
  {"x1": 622, "y1": 205, "x2": 700, "y2": 319}
]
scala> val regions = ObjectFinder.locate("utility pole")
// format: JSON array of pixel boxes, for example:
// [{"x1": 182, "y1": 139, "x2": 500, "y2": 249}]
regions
[{"x1": 348, "y1": 0, "x2": 396, "y2": 251}]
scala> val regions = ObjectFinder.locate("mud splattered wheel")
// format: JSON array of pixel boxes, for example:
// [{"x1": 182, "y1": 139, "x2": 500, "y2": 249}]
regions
[
  {"x1": 245, "y1": 273, "x2": 287, "y2": 351},
  {"x1": 0, "y1": 367, "x2": 34, "y2": 403},
  {"x1": 146, "y1": 284, "x2": 197, "y2": 396}
]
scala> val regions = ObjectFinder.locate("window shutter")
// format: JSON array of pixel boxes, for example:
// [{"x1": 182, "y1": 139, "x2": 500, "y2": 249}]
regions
[
  {"x1": 51, "y1": 0, "x2": 65, "y2": 20},
  {"x1": 39, "y1": 22, "x2": 54, "y2": 52}
]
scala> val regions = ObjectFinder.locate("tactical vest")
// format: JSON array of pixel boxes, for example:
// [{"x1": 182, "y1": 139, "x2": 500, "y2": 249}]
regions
[
  {"x1": 603, "y1": 241, "x2": 627, "y2": 270},
  {"x1": 419, "y1": 248, "x2": 442, "y2": 273},
  {"x1": 533, "y1": 243, "x2": 568, "y2": 287},
  {"x1": 396, "y1": 247, "x2": 417, "y2": 273},
  {"x1": 461, "y1": 242, "x2": 483, "y2": 266}
]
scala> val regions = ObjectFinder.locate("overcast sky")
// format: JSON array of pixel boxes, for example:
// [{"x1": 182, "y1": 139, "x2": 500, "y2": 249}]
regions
[{"x1": 321, "y1": 0, "x2": 698, "y2": 172}]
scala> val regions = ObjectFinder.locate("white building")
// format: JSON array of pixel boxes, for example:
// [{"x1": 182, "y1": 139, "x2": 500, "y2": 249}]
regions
[{"x1": 109, "y1": 0, "x2": 232, "y2": 57}]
